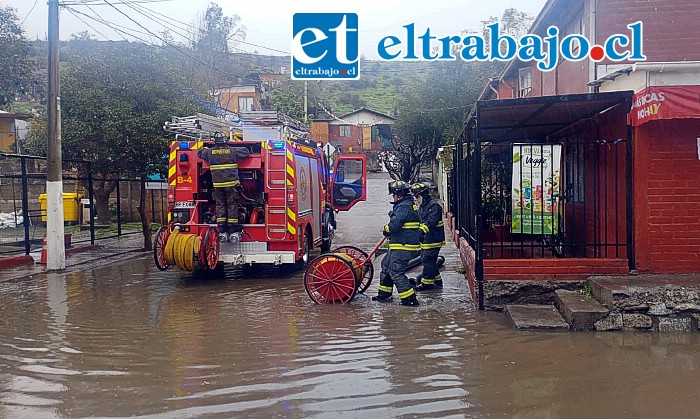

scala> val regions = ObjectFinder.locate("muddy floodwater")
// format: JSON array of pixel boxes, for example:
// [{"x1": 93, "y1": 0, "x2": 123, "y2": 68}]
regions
[{"x1": 1, "y1": 173, "x2": 699, "y2": 418}]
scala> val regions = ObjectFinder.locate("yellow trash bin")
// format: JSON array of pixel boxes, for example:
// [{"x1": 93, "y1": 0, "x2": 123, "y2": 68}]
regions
[{"x1": 39, "y1": 193, "x2": 82, "y2": 224}]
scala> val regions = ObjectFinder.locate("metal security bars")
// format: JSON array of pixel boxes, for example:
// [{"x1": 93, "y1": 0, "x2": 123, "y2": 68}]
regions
[
  {"x1": 450, "y1": 91, "x2": 635, "y2": 310},
  {"x1": 0, "y1": 153, "x2": 168, "y2": 259}
]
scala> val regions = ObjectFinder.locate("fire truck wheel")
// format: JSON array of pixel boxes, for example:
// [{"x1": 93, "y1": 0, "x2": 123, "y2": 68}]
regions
[
  {"x1": 153, "y1": 226, "x2": 171, "y2": 271},
  {"x1": 299, "y1": 228, "x2": 311, "y2": 265},
  {"x1": 320, "y1": 212, "x2": 333, "y2": 252}
]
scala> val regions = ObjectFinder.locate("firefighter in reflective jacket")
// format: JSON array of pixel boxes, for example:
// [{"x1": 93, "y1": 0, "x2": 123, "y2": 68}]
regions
[
  {"x1": 197, "y1": 134, "x2": 250, "y2": 242},
  {"x1": 411, "y1": 182, "x2": 446, "y2": 291},
  {"x1": 372, "y1": 180, "x2": 421, "y2": 306}
]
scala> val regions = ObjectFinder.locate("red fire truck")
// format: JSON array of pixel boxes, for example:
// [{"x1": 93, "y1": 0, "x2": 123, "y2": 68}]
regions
[{"x1": 153, "y1": 112, "x2": 367, "y2": 273}]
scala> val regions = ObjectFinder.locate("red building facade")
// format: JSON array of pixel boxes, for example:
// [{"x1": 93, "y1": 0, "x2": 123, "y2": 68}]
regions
[{"x1": 464, "y1": 0, "x2": 700, "y2": 278}]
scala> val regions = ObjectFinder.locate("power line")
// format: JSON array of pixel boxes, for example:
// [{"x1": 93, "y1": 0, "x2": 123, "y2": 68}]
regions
[
  {"x1": 62, "y1": 7, "x2": 233, "y2": 116},
  {"x1": 60, "y1": 0, "x2": 175, "y2": 5},
  {"x1": 66, "y1": 5, "x2": 156, "y2": 41},
  {"x1": 99, "y1": 0, "x2": 247, "y2": 81},
  {"x1": 124, "y1": 0, "x2": 291, "y2": 55},
  {"x1": 64, "y1": 7, "x2": 112, "y2": 40},
  {"x1": 21, "y1": 0, "x2": 40, "y2": 25},
  {"x1": 400, "y1": 104, "x2": 471, "y2": 114}
]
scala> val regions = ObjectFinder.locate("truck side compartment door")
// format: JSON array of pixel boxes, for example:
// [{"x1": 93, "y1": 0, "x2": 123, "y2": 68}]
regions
[{"x1": 330, "y1": 154, "x2": 367, "y2": 211}]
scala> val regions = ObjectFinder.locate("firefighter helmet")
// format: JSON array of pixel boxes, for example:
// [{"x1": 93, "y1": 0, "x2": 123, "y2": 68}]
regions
[
  {"x1": 388, "y1": 180, "x2": 410, "y2": 196},
  {"x1": 410, "y1": 182, "x2": 430, "y2": 197},
  {"x1": 213, "y1": 132, "x2": 226, "y2": 145}
]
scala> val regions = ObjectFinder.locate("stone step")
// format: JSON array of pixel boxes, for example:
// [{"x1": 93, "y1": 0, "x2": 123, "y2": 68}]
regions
[
  {"x1": 505, "y1": 304, "x2": 570, "y2": 331},
  {"x1": 554, "y1": 290, "x2": 609, "y2": 331}
]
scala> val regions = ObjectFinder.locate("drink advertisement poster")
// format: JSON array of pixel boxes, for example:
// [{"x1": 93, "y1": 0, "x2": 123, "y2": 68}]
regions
[{"x1": 511, "y1": 144, "x2": 562, "y2": 235}]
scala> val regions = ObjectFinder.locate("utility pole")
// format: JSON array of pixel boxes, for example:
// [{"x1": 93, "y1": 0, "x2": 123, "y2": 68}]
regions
[
  {"x1": 46, "y1": 0, "x2": 65, "y2": 270},
  {"x1": 304, "y1": 81, "x2": 308, "y2": 122}
]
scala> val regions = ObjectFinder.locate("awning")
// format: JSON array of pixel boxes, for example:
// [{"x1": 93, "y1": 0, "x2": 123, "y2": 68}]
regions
[
  {"x1": 473, "y1": 91, "x2": 634, "y2": 143},
  {"x1": 630, "y1": 85, "x2": 700, "y2": 127}
]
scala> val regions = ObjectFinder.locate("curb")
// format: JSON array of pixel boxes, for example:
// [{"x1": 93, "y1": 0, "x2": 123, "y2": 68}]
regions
[
  {"x1": 3, "y1": 249, "x2": 148, "y2": 282},
  {"x1": 66, "y1": 244, "x2": 102, "y2": 256},
  {"x1": 0, "y1": 255, "x2": 34, "y2": 269}
]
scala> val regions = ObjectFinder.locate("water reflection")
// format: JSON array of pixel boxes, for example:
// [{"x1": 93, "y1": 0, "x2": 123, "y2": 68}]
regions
[{"x1": 1, "y1": 173, "x2": 699, "y2": 417}]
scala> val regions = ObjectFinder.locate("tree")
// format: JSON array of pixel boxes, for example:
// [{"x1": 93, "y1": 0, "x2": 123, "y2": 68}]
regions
[
  {"x1": 70, "y1": 30, "x2": 96, "y2": 41},
  {"x1": 0, "y1": 6, "x2": 35, "y2": 109},
  {"x1": 270, "y1": 82, "x2": 305, "y2": 121},
  {"x1": 191, "y1": 2, "x2": 246, "y2": 91},
  {"x1": 25, "y1": 43, "x2": 201, "y2": 249},
  {"x1": 384, "y1": 8, "x2": 534, "y2": 183}
]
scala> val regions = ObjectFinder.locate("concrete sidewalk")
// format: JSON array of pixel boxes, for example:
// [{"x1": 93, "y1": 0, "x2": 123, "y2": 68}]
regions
[{"x1": 0, "y1": 234, "x2": 147, "y2": 282}]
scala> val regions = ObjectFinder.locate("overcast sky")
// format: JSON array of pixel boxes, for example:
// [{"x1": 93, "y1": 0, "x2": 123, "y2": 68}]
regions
[{"x1": 5, "y1": 0, "x2": 547, "y2": 59}]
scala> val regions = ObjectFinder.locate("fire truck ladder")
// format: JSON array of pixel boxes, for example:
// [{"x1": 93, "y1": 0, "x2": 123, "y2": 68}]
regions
[
  {"x1": 163, "y1": 113, "x2": 243, "y2": 140},
  {"x1": 265, "y1": 140, "x2": 288, "y2": 241}
]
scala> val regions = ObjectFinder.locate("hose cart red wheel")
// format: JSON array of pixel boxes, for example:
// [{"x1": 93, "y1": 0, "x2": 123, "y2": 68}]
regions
[
  {"x1": 304, "y1": 253, "x2": 359, "y2": 304},
  {"x1": 153, "y1": 226, "x2": 172, "y2": 271},
  {"x1": 199, "y1": 227, "x2": 220, "y2": 270}
]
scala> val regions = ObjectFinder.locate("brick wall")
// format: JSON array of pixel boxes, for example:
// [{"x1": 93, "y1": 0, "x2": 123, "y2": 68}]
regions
[
  {"x1": 483, "y1": 258, "x2": 629, "y2": 280},
  {"x1": 596, "y1": 0, "x2": 700, "y2": 63},
  {"x1": 634, "y1": 119, "x2": 700, "y2": 273},
  {"x1": 328, "y1": 124, "x2": 363, "y2": 152}
]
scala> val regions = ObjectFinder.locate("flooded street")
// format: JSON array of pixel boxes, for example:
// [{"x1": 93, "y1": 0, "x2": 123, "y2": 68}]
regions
[{"x1": 1, "y1": 173, "x2": 699, "y2": 418}]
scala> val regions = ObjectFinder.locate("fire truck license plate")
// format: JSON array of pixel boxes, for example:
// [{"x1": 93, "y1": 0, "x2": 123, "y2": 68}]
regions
[{"x1": 174, "y1": 202, "x2": 196, "y2": 208}]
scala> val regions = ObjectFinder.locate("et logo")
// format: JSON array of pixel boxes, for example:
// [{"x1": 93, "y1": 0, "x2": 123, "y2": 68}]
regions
[{"x1": 291, "y1": 13, "x2": 360, "y2": 80}]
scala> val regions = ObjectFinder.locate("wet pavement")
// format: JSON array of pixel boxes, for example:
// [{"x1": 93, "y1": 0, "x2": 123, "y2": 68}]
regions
[{"x1": 1, "y1": 173, "x2": 699, "y2": 418}]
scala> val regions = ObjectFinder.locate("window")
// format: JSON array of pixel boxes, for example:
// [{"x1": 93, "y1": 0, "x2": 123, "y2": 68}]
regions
[
  {"x1": 339, "y1": 125, "x2": 352, "y2": 137},
  {"x1": 518, "y1": 68, "x2": 532, "y2": 98},
  {"x1": 238, "y1": 96, "x2": 253, "y2": 111}
]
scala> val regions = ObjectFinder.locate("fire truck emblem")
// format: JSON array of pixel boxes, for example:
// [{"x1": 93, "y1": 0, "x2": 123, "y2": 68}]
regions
[{"x1": 300, "y1": 167, "x2": 308, "y2": 201}]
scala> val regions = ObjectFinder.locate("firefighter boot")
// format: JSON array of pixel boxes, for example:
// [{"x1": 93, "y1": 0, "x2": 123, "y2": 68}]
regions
[
  {"x1": 400, "y1": 294, "x2": 420, "y2": 306},
  {"x1": 372, "y1": 295, "x2": 393, "y2": 303},
  {"x1": 415, "y1": 277, "x2": 436, "y2": 291}
]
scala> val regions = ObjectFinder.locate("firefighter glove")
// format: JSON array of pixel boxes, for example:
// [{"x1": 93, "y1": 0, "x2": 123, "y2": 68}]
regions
[{"x1": 382, "y1": 224, "x2": 391, "y2": 237}]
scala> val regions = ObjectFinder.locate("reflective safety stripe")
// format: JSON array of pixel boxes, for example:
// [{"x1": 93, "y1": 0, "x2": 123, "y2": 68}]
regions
[
  {"x1": 419, "y1": 223, "x2": 429, "y2": 233},
  {"x1": 213, "y1": 180, "x2": 240, "y2": 188},
  {"x1": 378, "y1": 285, "x2": 393, "y2": 293},
  {"x1": 227, "y1": 218, "x2": 238, "y2": 223},
  {"x1": 402, "y1": 222, "x2": 420, "y2": 229},
  {"x1": 421, "y1": 241, "x2": 445, "y2": 249},
  {"x1": 421, "y1": 277, "x2": 435, "y2": 285},
  {"x1": 216, "y1": 217, "x2": 226, "y2": 222},
  {"x1": 384, "y1": 224, "x2": 390, "y2": 232},
  {"x1": 399, "y1": 288, "x2": 415, "y2": 299},
  {"x1": 388, "y1": 244, "x2": 421, "y2": 251},
  {"x1": 437, "y1": 220, "x2": 444, "y2": 227},
  {"x1": 210, "y1": 163, "x2": 238, "y2": 170}
]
